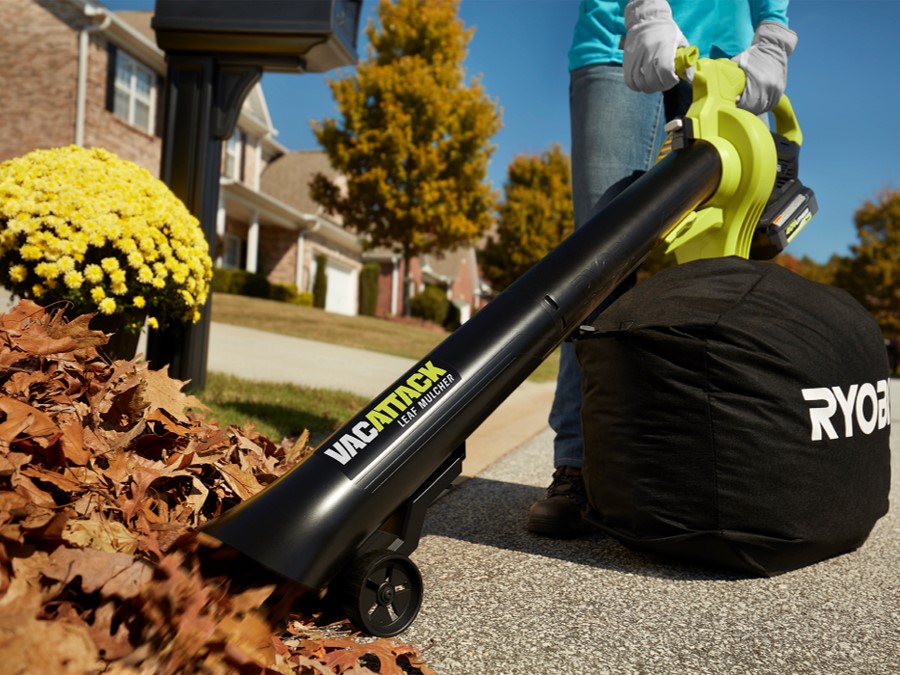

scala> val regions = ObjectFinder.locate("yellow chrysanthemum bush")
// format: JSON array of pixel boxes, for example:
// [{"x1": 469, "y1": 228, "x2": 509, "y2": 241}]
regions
[{"x1": 0, "y1": 146, "x2": 212, "y2": 331}]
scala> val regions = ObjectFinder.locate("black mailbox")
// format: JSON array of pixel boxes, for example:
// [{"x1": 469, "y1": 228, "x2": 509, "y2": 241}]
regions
[{"x1": 152, "y1": 0, "x2": 362, "y2": 72}]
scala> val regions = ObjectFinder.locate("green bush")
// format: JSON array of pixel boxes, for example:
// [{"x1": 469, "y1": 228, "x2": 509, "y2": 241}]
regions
[
  {"x1": 269, "y1": 282, "x2": 299, "y2": 304},
  {"x1": 409, "y1": 285, "x2": 450, "y2": 326},
  {"x1": 313, "y1": 254, "x2": 328, "y2": 309},
  {"x1": 444, "y1": 300, "x2": 461, "y2": 331},
  {"x1": 212, "y1": 267, "x2": 269, "y2": 297},
  {"x1": 358, "y1": 262, "x2": 380, "y2": 316},
  {"x1": 214, "y1": 268, "x2": 316, "y2": 307}
]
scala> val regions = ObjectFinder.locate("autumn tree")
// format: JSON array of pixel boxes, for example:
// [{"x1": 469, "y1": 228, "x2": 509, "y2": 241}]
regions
[
  {"x1": 835, "y1": 188, "x2": 900, "y2": 335},
  {"x1": 479, "y1": 144, "x2": 573, "y2": 292},
  {"x1": 311, "y1": 0, "x2": 501, "y2": 314},
  {"x1": 775, "y1": 252, "x2": 849, "y2": 287}
]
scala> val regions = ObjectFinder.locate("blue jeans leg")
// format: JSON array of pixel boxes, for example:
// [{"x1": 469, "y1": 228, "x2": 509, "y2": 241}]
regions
[{"x1": 549, "y1": 63, "x2": 665, "y2": 469}]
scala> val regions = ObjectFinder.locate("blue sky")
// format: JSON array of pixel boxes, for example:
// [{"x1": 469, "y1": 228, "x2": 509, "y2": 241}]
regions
[{"x1": 105, "y1": 0, "x2": 899, "y2": 264}]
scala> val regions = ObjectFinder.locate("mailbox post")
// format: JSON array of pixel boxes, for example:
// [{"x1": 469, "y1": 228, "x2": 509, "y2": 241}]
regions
[{"x1": 149, "y1": 0, "x2": 361, "y2": 390}]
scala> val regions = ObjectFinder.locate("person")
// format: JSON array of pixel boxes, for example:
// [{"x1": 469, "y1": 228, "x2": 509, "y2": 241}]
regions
[{"x1": 527, "y1": 0, "x2": 797, "y2": 538}]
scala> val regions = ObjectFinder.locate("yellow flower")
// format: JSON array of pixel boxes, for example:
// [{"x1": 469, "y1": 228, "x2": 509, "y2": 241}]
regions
[
  {"x1": 35, "y1": 262, "x2": 60, "y2": 279},
  {"x1": 57, "y1": 255, "x2": 75, "y2": 273},
  {"x1": 115, "y1": 237, "x2": 137, "y2": 254},
  {"x1": 9, "y1": 265, "x2": 26, "y2": 283},
  {"x1": 84, "y1": 264, "x2": 103, "y2": 283},
  {"x1": 147, "y1": 316, "x2": 159, "y2": 329},
  {"x1": 101, "y1": 257, "x2": 120, "y2": 273},
  {"x1": 0, "y1": 146, "x2": 212, "y2": 327},
  {"x1": 63, "y1": 270, "x2": 83, "y2": 289},
  {"x1": 98, "y1": 297, "x2": 116, "y2": 315},
  {"x1": 20, "y1": 244, "x2": 42, "y2": 260}
]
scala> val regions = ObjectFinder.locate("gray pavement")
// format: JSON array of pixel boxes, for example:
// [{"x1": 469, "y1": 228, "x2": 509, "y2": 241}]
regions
[
  {"x1": 403, "y1": 385, "x2": 900, "y2": 674},
  {"x1": 207, "y1": 320, "x2": 899, "y2": 674}
]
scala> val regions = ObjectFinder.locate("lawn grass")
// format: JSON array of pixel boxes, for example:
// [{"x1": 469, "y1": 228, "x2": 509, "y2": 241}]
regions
[
  {"x1": 210, "y1": 292, "x2": 560, "y2": 383},
  {"x1": 196, "y1": 371, "x2": 370, "y2": 443}
]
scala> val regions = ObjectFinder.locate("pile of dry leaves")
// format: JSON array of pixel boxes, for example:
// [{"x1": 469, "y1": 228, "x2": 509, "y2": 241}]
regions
[{"x1": 0, "y1": 300, "x2": 433, "y2": 674}]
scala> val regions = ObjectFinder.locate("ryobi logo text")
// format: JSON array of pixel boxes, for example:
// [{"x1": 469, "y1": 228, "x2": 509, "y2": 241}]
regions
[
  {"x1": 802, "y1": 380, "x2": 891, "y2": 442},
  {"x1": 323, "y1": 360, "x2": 459, "y2": 466}
]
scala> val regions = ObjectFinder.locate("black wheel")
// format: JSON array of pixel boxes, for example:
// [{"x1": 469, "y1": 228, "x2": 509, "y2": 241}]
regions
[{"x1": 339, "y1": 550, "x2": 423, "y2": 637}]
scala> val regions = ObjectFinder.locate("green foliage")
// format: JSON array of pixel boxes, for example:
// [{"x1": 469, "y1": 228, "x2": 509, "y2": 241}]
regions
[
  {"x1": 212, "y1": 267, "x2": 269, "y2": 298},
  {"x1": 409, "y1": 284, "x2": 450, "y2": 326},
  {"x1": 313, "y1": 254, "x2": 328, "y2": 309},
  {"x1": 479, "y1": 144, "x2": 573, "y2": 291},
  {"x1": 213, "y1": 268, "x2": 313, "y2": 306},
  {"x1": 311, "y1": 0, "x2": 501, "y2": 313},
  {"x1": 358, "y1": 262, "x2": 380, "y2": 316},
  {"x1": 836, "y1": 188, "x2": 900, "y2": 335}
]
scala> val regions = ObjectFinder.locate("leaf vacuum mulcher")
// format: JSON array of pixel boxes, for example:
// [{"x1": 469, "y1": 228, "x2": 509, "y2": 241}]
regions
[{"x1": 199, "y1": 53, "x2": 885, "y2": 637}]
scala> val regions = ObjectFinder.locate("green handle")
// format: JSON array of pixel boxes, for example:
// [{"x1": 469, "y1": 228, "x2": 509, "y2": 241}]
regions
[
  {"x1": 771, "y1": 95, "x2": 803, "y2": 146},
  {"x1": 674, "y1": 45, "x2": 699, "y2": 79}
]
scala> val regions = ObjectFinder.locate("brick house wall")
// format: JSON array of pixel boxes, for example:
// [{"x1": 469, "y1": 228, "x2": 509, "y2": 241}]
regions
[
  {"x1": 0, "y1": 0, "x2": 163, "y2": 173},
  {"x1": 0, "y1": 0, "x2": 83, "y2": 161}
]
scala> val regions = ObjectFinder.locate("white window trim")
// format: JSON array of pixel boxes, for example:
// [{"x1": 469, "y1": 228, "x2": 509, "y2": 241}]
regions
[
  {"x1": 113, "y1": 50, "x2": 156, "y2": 134},
  {"x1": 225, "y1": 130, "x2": 243, "y2": 180}
]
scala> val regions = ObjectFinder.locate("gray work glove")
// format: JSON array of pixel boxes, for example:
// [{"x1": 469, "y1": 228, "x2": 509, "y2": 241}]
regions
[
  {"x1": 622, "y1": 0, "x2": 689, "y2": 93},
  {"x1": 733, "y1": 21, "x2": 798, "y2": 114}
]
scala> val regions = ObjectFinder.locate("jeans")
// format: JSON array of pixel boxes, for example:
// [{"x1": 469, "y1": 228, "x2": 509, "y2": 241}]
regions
[{"x1": 549, "y1": 63, "x2": 666, "y2": 468}]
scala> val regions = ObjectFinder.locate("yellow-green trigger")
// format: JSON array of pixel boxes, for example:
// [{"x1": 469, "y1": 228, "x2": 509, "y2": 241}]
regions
[{"x1": 674, "y1": 45, "x2": 699, "y2": 80}]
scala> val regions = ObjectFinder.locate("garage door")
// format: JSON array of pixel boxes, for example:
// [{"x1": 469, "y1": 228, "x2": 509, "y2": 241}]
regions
[{"x1": 325, "y1": 260, "x2": 358, "y2": 316}]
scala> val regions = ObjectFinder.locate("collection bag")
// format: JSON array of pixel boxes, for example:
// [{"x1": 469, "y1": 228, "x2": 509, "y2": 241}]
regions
[{"x1": 576, "y1": 257, "x2": 891, "y2": 576}]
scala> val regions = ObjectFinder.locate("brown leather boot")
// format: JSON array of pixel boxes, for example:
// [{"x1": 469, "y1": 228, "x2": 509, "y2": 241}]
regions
[{"x1": 527, "y1": 466, "x2": 594, "y2": 539}]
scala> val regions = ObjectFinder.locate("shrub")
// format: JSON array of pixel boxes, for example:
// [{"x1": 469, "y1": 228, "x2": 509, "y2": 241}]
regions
[
  {"x1": 409, "y1": 284, "x2": 450, "y2": 326},
  {"x1": 358, "y1": 262, "x2": 380, "y2": 316},
  {"x1": 212, "y1": 267, "x2": 268, "y2": 298}
]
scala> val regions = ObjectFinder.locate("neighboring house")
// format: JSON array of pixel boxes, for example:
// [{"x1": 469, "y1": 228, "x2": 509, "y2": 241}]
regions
[
  {"x1": 365, "y1": 247, "x2": 489, "y2": 323},
  {"x1": 0, "y1": 0, "x2": 486, "y2": 321}
]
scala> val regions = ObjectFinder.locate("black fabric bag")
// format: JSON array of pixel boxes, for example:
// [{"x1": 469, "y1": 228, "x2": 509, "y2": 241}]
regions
[{"x1": 576, "y1": 257, "x2": 891, "y2": 576}]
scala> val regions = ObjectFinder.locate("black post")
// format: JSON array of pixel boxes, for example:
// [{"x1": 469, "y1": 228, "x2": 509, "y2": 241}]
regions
[
  {"x1": 148, "y1": 0, "x2": 362, "y2": 391},
  {"x1": 146, "y1": 54, "x2": 260, "y2": 391}
]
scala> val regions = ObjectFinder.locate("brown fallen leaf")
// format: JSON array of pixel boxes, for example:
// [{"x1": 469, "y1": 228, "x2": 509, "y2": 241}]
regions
[
  {"x1": 62, "y1": 517, "x2": 140, "y2": 554},
  {"x1": 0, "y1": 576, "x2": 101, "y2": 674},
  {"x1": 42, "y1": 547, "x2": 153, "y2": 598}
]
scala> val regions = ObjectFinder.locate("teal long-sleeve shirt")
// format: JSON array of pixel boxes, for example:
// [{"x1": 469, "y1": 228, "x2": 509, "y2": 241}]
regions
[{"x1": 568, "y1": 0, "x2": 790, "y2": 71}]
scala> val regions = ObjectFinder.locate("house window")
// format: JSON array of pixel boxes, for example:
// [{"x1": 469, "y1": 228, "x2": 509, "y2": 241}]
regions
[
  {"x1": 225, "y1": 131, "x2": 243, "y2": 180},
  {"x1": 222, "y1": 233, "x2": 242, "y2": 269},
  {"x1": 113, "y1": 51, "x2": 155, "y2": 133}
]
